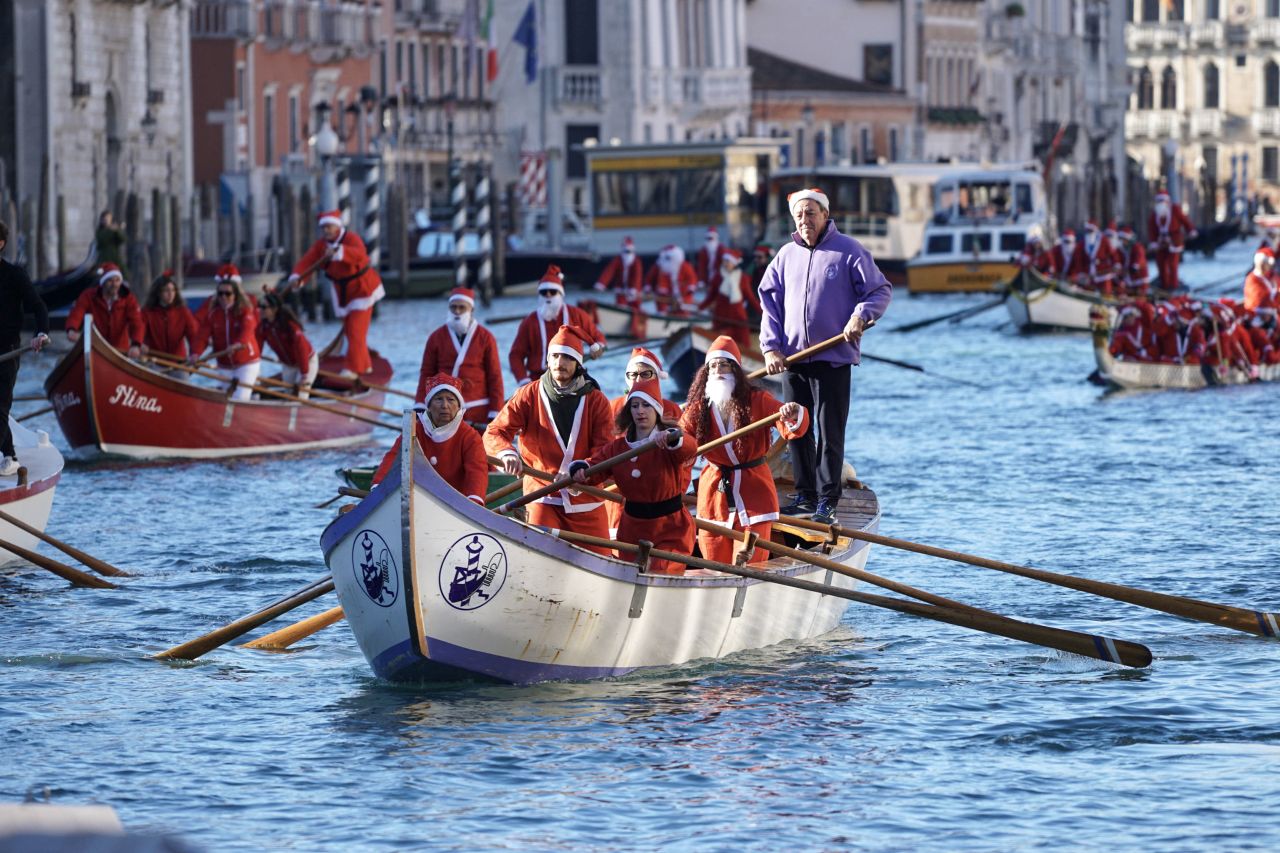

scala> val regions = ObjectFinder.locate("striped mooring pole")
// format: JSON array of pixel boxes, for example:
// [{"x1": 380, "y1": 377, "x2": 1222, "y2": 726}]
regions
[
  {"x1": 451, "y1": 159, "x2": 469, "y2": 289},
  {"x1": 362, "y1": 159, "x2": 381, "y2": 269},
  {"x1": 475, "y1": 162, "x2": 493, "y2": 307}
]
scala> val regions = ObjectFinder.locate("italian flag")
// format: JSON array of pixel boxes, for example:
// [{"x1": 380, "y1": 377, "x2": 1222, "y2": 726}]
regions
[{"x1": 482, "y1": 0, "x2": 498, "y2": 84}]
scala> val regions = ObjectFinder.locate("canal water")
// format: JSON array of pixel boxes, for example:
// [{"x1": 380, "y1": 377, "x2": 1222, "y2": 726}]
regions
[{"x1": 3, "y1": 238, "x2": 1278, "y2": 850}]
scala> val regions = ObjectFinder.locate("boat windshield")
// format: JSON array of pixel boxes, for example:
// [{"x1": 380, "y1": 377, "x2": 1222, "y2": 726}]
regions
[
  {"x1": 766, "y1": 173, "x2": 898, "y2": 243},
  {"x1": 934, "y1": 180, "x2": 1034, "y2": 225}
]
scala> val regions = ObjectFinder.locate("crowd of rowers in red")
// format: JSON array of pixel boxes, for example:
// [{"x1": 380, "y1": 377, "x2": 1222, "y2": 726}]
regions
[
  {"x1": 1017, "y1": 190, "x2": 1198, "y2": 298},
  {"x1": 373, "y1": 283, "x2": 807, "y2": 575}
]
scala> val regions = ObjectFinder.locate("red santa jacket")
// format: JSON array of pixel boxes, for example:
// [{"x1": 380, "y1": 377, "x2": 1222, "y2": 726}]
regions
[
  {"x1": 679, "y1": 389, "x2": 809, "y2": 528},
  {"x1": 1158, "y1": 322, "x2": 1205, "y2": 364},
  {"x1": 1118, "y1": 243, "x2": 1150, "y2": 289},
  {"x1": 1243, "y1": 271, "x2": 1279, "y2": 311},
  {"x1": 484, "y1": 378, "x2": 614, "y2": 514},
  {"x1": 1245, "y1": 323, "x2": 1277, "y2": 365},
  {"x1": 416, "y1": 322, "x2": 504, "y2": 422},
  {"x1": 1048, "y1": 244, "x2": 1074, "y2": 279},
  {"x1": 372, "y1": 415, "x2": 490, "y2": 503},
  {"x1": 1109, "y1": 324, "x2": 1150, "y2": 361},
  {"x1": 1018, "y1": 245, "x2": 1056, "y2": 277},
  {"x1": 256, "y1": 315, "x2": 315, "y2": 370},
  {"x1": 1068, "y1": 238, "x2": 1120, "y2": 288},
  {"x1": 193, "y1": 301, "x2": 260, "y2": 367},
  {"x1": 141, "y1": 304, "x2": 198, "y2": 358},
  {"x1": 507, "y1": 305, "x2": 607, "y2": 385},
  {"x1": 646, "y1": 261, "x2": 698, "y2": 308},
  {"x1": 698, "y1": 267, "x2": 763, "y2": 316},
  {"x1": 595, "y1": 255, "x2": 645, "y2": 300},
  {"x1": 696, "y1": 243, "x2": 729, "y2": 288},
  {"x1": 1147, "y1": 205, "x2": 1195, "y2": 253},
  {"x1": 66, "y1": 286, "x2": 145, "y2": 351},
  {"x1": 293, "y1": 228, "x2": 385, "y2": 314}
]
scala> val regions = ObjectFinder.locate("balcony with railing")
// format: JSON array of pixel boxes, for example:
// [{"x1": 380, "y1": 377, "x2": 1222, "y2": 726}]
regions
[
  {"x1": 1125, "y1": 110, "x2": 1180, "y2": 139},
  {"x1": 192, "y1": 0, "x2": 255, "y2": 39},
  {"x1": 555, "y1": 67, "x2": 605, "y2": 107},
  {"x1": 1258, "y1": 19, "x2": 1280, "y2": 45},
  {"x1": 1126, "y1": 22, "x2": 1184, "y2": 52},
  {"x1": 1253, "y1": 109, "x2": 1280, "y2": 137},
  {"x1": 1189, "y1": 21, "x2": 1224, "y2": 48},
  {"x1": 1189, "y1": 108, "x2": 1223, "y2": 138}
]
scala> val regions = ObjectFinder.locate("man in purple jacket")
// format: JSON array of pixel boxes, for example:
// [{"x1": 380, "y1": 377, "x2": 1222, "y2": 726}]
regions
[{"x1": 759, "y1": 188, "x2": 892, "y2": 524}]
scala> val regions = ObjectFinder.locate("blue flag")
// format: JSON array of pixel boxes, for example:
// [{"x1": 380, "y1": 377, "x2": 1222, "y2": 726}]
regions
[{"x1": 513, "y1": 1, "x2": 538, "y2": 84}]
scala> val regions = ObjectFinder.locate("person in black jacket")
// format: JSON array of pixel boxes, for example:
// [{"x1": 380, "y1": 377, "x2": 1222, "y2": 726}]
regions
[{"x1": 0, "y1": 220, "x2": 50, "y2": 475}]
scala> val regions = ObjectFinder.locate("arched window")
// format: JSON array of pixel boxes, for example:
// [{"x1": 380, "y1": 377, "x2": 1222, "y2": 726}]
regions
[
  {"x1": 1137, "y1": 67, "x2": 1154, "y2": 110},
  {"x1": 1160, "y1": 65, "x2": 1177, "y2": 109},
  {"x1": 1205, "y1": 0, "x2": 1220, "y2": 19},
  {"x1": 1267, "y1": 61, "x2": 1280, "y2": 107},
  {"x1": 1203, "y1": 63, "x2": 1219, "y2": 108},
  {"x1": 1142, "y1": 0, "x2": 1159, "y2": 22}
]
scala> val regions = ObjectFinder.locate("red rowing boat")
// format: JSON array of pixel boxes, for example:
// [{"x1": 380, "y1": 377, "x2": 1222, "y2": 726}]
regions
[{"x1": 43, "y1": 317, "x2": 393, "y2": 459}]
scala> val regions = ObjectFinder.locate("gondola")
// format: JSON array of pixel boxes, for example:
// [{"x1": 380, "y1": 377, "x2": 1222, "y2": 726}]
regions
[
  {"x1": 1005, "y1": 266, "x2": 1120, "y2": 332},
  {"x1": 43, "y1": 317, "x2": 392, "y2": 459},
  {"x1": 576, "y1": 298, "x2": 713, "y2": 341},
  {"x1": 321, "y1": 414, "x2": 880, "y2": 684},
  {"x1": 0, "y1": 417, "x2": 64, "y2": 565}
]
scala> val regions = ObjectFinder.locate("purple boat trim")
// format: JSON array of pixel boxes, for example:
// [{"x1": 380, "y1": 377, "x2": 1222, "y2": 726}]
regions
[
  {"x1": 371, "y1": 636, "x2": 640, "y2": 684},
  {"x1": 320, "y1": 461, "x2": 400, "y2": 555}
]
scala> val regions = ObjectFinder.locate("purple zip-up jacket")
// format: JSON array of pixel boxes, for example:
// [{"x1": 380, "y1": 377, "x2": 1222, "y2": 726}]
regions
[{"x1": 758, "y1": 221, "x2": 893, "y2": 366}]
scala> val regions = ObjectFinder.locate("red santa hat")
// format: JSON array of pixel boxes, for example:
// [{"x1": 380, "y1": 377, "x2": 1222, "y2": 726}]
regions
[
  {"x1": 622, "y1": 236, "x2": 635, "y2": 251},
  {"x1": 705, "y1": 226, "x2": 720, "y2": 241},
  {"x1": 1255, "y1": 247, "x2": 1275, "y2": 267},
  {"x1": 753, "y1": 244, "x2": 773, "y2": 258},
  {"x1": 538, "y1": 265, "x2": 566, "y2": 294},
  {"x1": 720, "y1": 248, "x2": 743, "y2": 269},
  {"x1": 787, "y1": 187, "x2": 829, "y2": 213},
  {"x1": 448, "y1": 287, "x2": 476, "y2": 308},
  {"x1": 1104, "y1": 221, "x2": 1118, "y2": 237},
  {"x1": 548, "y1": 324, "x2": 590, "y2": 365},
  {"x1": 96, "y1": 263, "x2": 123, "y2": 286},
  {"x1": 1060, "y1": 229, "x2": 1076, "y2": 241},
  {"x1": 318, "y1": 209, "x2": 344, "y2": 228},
  {"x1": 1154, "y1": 190, "x2": 1171, "y2": 202},
  {"x1": 627, "y1": 346, "x2": 668, "y2": 380},
  {"x1": 1084, "y1": 219, "x2": 1099, "y2": 233},
  {"x1": 419, "y1": 372, "x2": 465, "y2": 407},
  {"x1": 705, "y1": 334, "x2": 742, "y2": 365},
  {"x1": 625, "y1": 376, "x2": 666, "y2": 417},
  {"x1": 214, "y1": 263, "x2": 242, "y2": 284},
  {"x1": 1117, "y1": 224, "x2": 1135, "y2": 239},
  {"x1": 1118, "y1": 306, "x2": 1140, "y2": 323}
]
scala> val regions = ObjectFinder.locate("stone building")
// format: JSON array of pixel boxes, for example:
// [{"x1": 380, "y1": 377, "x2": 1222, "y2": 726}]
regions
[{"x1": 0, "y1": 0, "x2": 193, "y2": 277}]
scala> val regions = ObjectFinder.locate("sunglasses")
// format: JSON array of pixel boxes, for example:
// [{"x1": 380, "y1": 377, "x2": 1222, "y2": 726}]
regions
[
  {"x1": 217, "y1": 290, "x2": 234, "y2": 297},
  {"x1": 625, "y1": 369, "x2": 656, "y2": 381}
]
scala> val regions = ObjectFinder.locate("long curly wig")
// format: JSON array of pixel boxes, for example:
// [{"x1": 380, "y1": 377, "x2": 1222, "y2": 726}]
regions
[{"x1": 682, "y1": 360, "x2": 754, "y2": 458}]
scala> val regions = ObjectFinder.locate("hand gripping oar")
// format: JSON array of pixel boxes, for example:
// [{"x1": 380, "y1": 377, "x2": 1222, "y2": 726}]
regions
[
  {"x1": 551, "y1": 529, "x2": 1151, "y2": 668},
  {"x1": 154, "y1": 577, "x2": 336, "y2": 661},
  {"x1": 775, "y1": 514, "x2": 1280, "y2": 638},
  {"x1": 745, "y1": 333, "x2": 848, "y2": 380},
  {"x1": 496, "y1": 435, "x2": 667, "y2": 514},
  {"x1": 0, "y1": 508, "x2": 131, "y2": 577},
  {"x1": 0, "y1": 537, "x2": 117, "y2": 589}
]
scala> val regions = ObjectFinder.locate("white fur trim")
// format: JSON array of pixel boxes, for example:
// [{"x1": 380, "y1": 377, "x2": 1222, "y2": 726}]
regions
[
  {"x1": 449, "y1": 291, "x2": 476, "y2": 307},
  {"x1": 627, "y1": 354, "x2": 668, "y2": 380},
  {"x1": 99, "y1": 269, "x2": 123, "y2": 285},
  {"x1": 319, "y1": 214, "x2": 344, "y2": 228},
  {"x1": 705, "y1": 348, "x2": 739, "y2": 365},
  {"x1": 626, "y1": 389, "x2": 664, "y2": 414},
  {"x1": 788, "y1": 189, "x2": 829, "y2": 213},
  {"x1": 548, "y1": 343, "x2": 584, "y2": 364}
]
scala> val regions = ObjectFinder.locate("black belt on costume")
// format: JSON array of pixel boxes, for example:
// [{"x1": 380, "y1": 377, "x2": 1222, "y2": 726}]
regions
[
  {"x1": 623, "y1": 494, "x2": 684, "y2": 519},
  {"x1": 332, "y1": 264, "x2": 371, "y2": 285},
  {"x1": 714, "y1": 456, "x2": 766, "y2": 474}
]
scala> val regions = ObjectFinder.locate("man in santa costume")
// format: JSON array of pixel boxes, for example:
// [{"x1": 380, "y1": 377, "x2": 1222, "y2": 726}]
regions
[
  {"x1": 1068, "y1": 220, "x2": 1120, "y2": 295},
  {"x1": 1017, "y1": 233, "x2": 1056, "y2": 277},
  {"x1": 571, "y1": 376, "x2": 697, "y2": 575},
  {"x1": 1108, "y1": 307, "x2": 1151, "y2": 362},
  {"x1": 593, "y1": 236, "x2": 646, "y2": 309},
  {"x1": 679, "y1": 336, "x2": 808, "y2": 565},
  {"x1": 1155, "y1": 304, "x2": 1205, "y2": 364},
  {"x1": 1245, "y1": 308, "x2": 1279, "y2": 365},
  {"x1": 1243, "y1": 247, "x2": 1279, "y2": 312},
  {"x1": 486, "y1": 325, "x2": 614, "y2": 551},
  {"x1": 698, "y1": 249, "x2": 762, "y2": 348},
  {"x1": 372, "y1": 373, "x2": 489, "y2": 503},
  {"x1": 1147, "y1": 189, "x2": 1197, "y2": 290},
  {"x1": 1114, "y1": 225, "x2": 1150, "y2": 298},
  {"x1": 1048, "y1": 229, "x2": 1077, "y2": 283},
  {"x1": 695, "y1": 226, "x2": 729, "y2": 294},
  {"x1": 416, "y1": 287, "x2": 504, "y2": 428},
  {"x1": 287, "y1": 210, "x2": 385, "y2": 378},
  {"x1": 508, "y1": 265, "x2": 606, "y2": 386},
  {"x1": 66, "y1": 262, "x2": 144, "y2": 357},
  {"x1": 645, "y1": 244, "x2": 697, "y2": 315},
  {"x1": 605, "y1": 346, "x2": 684, "y2": 537}
]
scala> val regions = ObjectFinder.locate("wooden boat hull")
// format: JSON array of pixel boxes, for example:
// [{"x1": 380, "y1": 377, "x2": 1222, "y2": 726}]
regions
[
  {"x1": 663, "y1": 326, "x2": 782, "y2": 396},
  {"x1": 322, "y1": 415, "x2": 879, "y2": 684},
  {"x1": 579, "y1": 299, "x2": 713, "y2": 341},
  {"x1": 1092, "y1": 324, "x2": 1280, "y2": 389},
  {"x1": 43, "y1": 318, "x2": 391, "y2": 460},
  {"x1": 0, "y1": 418, "x2": 64, "y2": 566},
  {"x1": 1006, "y1": 267, "x2": 1119, "y2": 332},
  {"x1": 906, "y1": 260, "x2": 1017, "y2": 294}
]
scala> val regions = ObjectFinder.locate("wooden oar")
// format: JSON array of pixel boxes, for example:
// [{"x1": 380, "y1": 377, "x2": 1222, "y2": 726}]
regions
[
  {"x1": 242, "y1": 605, "x2": 345, "y2": 650},
  {"x1": 254, "y1": 372, "x2": 400, "y2": 417},
  {"x1": 777, "y1": 513, "x2": 1280, "y2": 638},
  {"x1": 0, "y1": 348, "x2": 25, "y2": 365},
  {"x1": 891, "y1": 293, "x2": 1008, "y2": 333},
  {"x1": 552, "y1": 529, "x2": 1151, "y2": 668},
  {"x1": 745, "y1": 333, "x2": 847, "y2": 380},
  {"x1": 497, "y1": 435, "x2": 666, "y2": 514},
  {"x1": 145, "y1": 353, "x2": 397, "y2": 431},
  {"x1": 154, "y1": 577, "x2": 336, "y2": 661},
  {"x1": 15, "y1": 405, "x2": 54, "y2": 422},
  {"x1": 0, "y1": 537, "x2": 117, "y2": 589},
  {"x1": 13, "y1": 393, "x2": 45, "y2": 402},
  {"x1": 0, "y1": 508, "x2": 131, "y2": 577},
  {"x1": 859, "y1": 352, "x2": 984, "y2": 387}
]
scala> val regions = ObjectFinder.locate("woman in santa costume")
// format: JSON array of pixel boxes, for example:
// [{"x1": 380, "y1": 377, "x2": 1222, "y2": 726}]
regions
[
  {"x1": 372, "y1": 373, "x2": 489, "y2": 503},
  {"x1": 697, "y1": 249, "x2": 762, "y2": 347},
  {"x1": 1146, "y1": 189, "x2": 1197, "y2": 290},
  {"x1": 287, "y1": 210, "x2": 385, "y2": 378},
  {"x1": 679, "y1": 335, "x2": 808, "y2": 565},
  {"x1": 65, "y1": 262, "x2": 144, "y2": 356},
  {"x1": 141, "y1": 270, "x2": 198, "y2": 358},
  {"x1": 571, "y1": 376, "x2": 697, "y2": 575},
  {"x1": 486, "y1": 325, "x2": 614, "y2": 553},
  {"x1": 191, "y1": 269, "x2": 261, "y2": 401},
  {"x1": 416, "y1": 287, "x2": 504, "y2": 428},
  {"x1": 257, "y1": 291, "x2": 318, "y2": 398},
  {"x1": 508, "y1": 265, "x2": 607, "y2": 386}
]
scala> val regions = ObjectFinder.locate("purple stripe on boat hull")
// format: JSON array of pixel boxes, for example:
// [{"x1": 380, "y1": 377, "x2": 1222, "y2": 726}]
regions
[
  {"x1": 320, "y1": 462, "x2": 400, "y2": 555},
  {"x1": 370, "y1": 637, "x2": 638, "y2": 684}
]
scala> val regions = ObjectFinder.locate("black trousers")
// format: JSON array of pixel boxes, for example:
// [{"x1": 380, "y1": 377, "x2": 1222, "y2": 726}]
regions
[
  {"x1": 781, "y1": 361, "x2": 851, "y2": 502},
  {"x1": 0, "y1": 337, "x2": 18, "y2": 458}
]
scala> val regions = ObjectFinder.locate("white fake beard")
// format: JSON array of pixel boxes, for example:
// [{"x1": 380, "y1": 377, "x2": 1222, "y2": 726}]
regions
[
  {"x1": 1062, "y1": 241, "x2": 1075, "y2": 256},
  {"x1": 621, "y1": 251, "x2": 636, "y2": 264},
  {"x1": 706, "y1": 373, "x2": 736, "y2": 409},
  {"x1": 719, "y1": 267, "x2": 743, "y2": 302},
  {"x1": 538, "y1": 295, "x2": 563, "y2": 322},
  {"x1": 1155, "y1": 202, "x2": 1171, "y2": 217},
  {"x1": 446, "y1": 312, "x2": 473, "y2": 337}
]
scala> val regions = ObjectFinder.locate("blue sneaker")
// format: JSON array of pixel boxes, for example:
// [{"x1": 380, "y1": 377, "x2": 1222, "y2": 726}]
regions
[
  {"x1": 779, "y1": 494, "x2": 817, "y2": 516},
  {"x1": 811, "y1": 497, "x2": 838, "y2": 526}
]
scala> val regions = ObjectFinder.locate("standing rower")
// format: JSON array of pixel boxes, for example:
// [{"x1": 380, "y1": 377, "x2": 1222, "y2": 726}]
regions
[
  {"x1": 1147, "y1": 190, "x2": 1197, "y2": 291},
  {"x1": 287, "y1": 210, "x2": 385, "y2": 378},
  {"x1": 1, "y1": 219, "x2": 50, "y2": 476}
]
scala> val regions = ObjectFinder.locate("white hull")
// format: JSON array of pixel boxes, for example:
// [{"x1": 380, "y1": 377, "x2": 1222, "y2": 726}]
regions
[
  {"x1": 0, "y1": 418, "x2": 65, "y2": 566},
  {"x1": 322, "y1": 415, "x2": 878, "y2": 684},
  {"x1": 584, "y1": 300, "x2": 712, "y2": 341},
  {"x1": 1093, "y1": 329, "x2": 1280, "y2": 389},
  {"x1": 1006, "y1": 269, "x2": 1119, "y2": 332}
]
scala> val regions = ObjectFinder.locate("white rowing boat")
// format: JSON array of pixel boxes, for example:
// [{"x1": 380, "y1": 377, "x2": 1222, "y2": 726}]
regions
[
  {"x1": 579, "y1": 298, "x2": 713, "y2": 341},
  {"x1": 0, "y1": 417, "x2": 64, "y2": 566},
  {"x1": 1005, "y1": 267, "x2": 1120, "y2": 332},
  {"x1": 321, "y1": 413, "x2": 880, "y2": 684}
]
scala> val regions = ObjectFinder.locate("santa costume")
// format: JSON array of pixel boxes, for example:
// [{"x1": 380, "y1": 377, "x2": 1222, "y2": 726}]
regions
[
  {"x1": 1146, "y1": 190, "x2": 1197, "y2": 290},
  {"x1": 593, "y1": 236, "x2": 646, "y2": 309},
  {"x1": 607, "y1": 346, "x2": 684, "y2": 537},
  {"x1": 192, "y1": 264, "x2": 262, "y2": 401},
  {"x1": 508, "y1": 265, "x2": 607, "y2": 386},
  {"x1": 417, "y1": 287, "x2": 504, "y2": 426},
  {"x1": 698, "y1": 249, "x2": 761, "y2": 347}
]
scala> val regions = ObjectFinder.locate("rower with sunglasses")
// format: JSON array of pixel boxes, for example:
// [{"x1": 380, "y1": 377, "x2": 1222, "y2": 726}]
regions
[
  {"x1": 190, "y1": 265, "x2": 261, "y2": 401},
  {"x1": 508, "y1": 264, "x2": 607, "y2": 387}
]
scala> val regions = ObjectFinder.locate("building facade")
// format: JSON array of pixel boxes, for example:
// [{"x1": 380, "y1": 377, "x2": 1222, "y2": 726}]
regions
[{"x1": 0, "y1": 0, "x2": 193, "y2": 276}]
